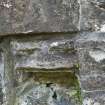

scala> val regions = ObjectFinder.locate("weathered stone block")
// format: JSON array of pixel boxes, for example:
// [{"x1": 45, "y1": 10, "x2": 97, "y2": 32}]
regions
[
  {"x1": 0, "y1": 0, "x2": 12, "y2": 34},
  {"x1": 2, "y1": 39, "x2": 17, "y2": 105},
  {"x1": 0, "y1": 0, "x2": 80, "y2": 35},
  {"x1": 80, "y1": 0, "x2": 105, "y2": 31},
  {"x1": 76, "y1": 32, "x2": 105, "y2": 91},
  {"x1": 77, "y1": 32, "x2": 105, "y2": 75},
  {"x1": 0, "y1": 35, "x2": 81, "y2": 105},
  {"x1": 11, "y1": 34, "x2": 78, "y2": 71},
  {"x1": 80, "y1": 73, "x2": 105, "y2": 91},
  {"x1": 83, "y1": 91, "x2": 105, "y2": 105}
]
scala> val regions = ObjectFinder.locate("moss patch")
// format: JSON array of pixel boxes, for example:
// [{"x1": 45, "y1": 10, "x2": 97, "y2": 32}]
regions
[
  {"x1": 49, "y1": 46, "x2": 77, "y2": 54},
  {"x1": 31, "y1": 71, "x2": 78, "y2": 88}
]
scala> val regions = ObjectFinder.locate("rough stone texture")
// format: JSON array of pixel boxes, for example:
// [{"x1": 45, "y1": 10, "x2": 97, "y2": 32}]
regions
[
  {"x1": 80, "y1": 0, "x2": 105, "y2": 31},
  {"x1": 1, "y1": 33, "x2": 105, "y2": 105},
  {"x1": 0, "y1": 0, "x2": 80, "y2": 35},
  {"x1": 11, "y1": 34, "x2": 78, "y2": 71},
  {"x1": 0, "y1": 52, "x2": 4, "y2": 105},
  {"x1": 76, "y1": 32, "x2": 105, "y2": 104},
  {"x1": 15, "y1": 72, "x2": 81, "y2": 105},
  {"x1": 16, "y1": 84, "x2": 78, "y2": 105},
  {"x1": 1, "y1": 0, "x2": 105, "y2": 35},
  {"x1": 0, "y1": 0, "x2": 105, "y2": 105},
  {"x1": 80, "y1": 73, "x2": 105, "y2": 91},
  {"x1": 0, "y1": 35, "x2": 82, "y2": 105},
  {"x1": 0, "y1": 33, "x2": 105, "y2": 105},
  {"x1": 0, "y1": 0, "x2": 12, "y2": 35},
  {"x1": 83, "y1": 91, "x2": 105, "y2": 105},
  {"x1": 2, "y1": 39, "x2": 16, "y2": 105}
]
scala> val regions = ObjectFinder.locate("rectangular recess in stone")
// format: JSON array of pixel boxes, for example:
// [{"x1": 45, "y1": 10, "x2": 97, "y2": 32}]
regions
[
  {"x1": 11, "y1": 34, "x2": 78, "y2": 71},
  {"x1": 80, "y1": 73, "x2": 105, "y2": 91},
  {"x1": 15, "y1": 71, "x2": 81, "y2": 105},
  {"x1": 76, "y1": 32, "x2": 105, "y2": 75},
  {"x1": 82, "y1": 91, "x2": 105, "y2": 105},
  {"x1": 10, "y1": 0, "x2": 80, "y2": 33},
  {"x1": 80, "y1": 0, "x2": 105, "y2": 31}
]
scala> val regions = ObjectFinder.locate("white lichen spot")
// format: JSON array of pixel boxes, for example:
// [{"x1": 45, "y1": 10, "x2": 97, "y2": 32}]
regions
[
  {"x1": 0, "y1": 2, "x2": 12, "y2": 8},
  {"x1": 83, "y1": 98, "x2": 100, "y2": 105},
  {"x1": 50, "y1": 42, "x2": 59, "y2": 47},
  {"x1": 23, "y1": 30, "x2": 33, "y2": 33},
  {"x1": 94, "y1": 102, "x2": 100, "y2": 105},
  {"x1": 100, "y1": 24, "x2": 105, "y2": 32},
  {"x1": 89, "y1": 50, "x2": 105, "y2": 62},
  {"x1": 83, "y1": 98, "x2": 93, "y2": 105},
  {"x1": 21, "y1": 101, "x2": 27, "y2": 105},
  {"x1": 94, "y1": 24, "x2": 100, "y2": 31}
]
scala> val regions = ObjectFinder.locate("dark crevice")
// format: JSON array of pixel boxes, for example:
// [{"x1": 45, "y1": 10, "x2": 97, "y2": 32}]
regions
[
  {"x1": 0, "y1": 31, "x2": 79, "y2": 38},
  {"x1": 46, "y1": 82, "x2": 53, "y2": 87},
  {"x1": 52, "y1": 91, "x2": 57, "y2": 100}
]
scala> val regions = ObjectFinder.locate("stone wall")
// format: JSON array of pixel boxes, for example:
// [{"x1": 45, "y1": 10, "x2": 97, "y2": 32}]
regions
[{"x1": 0, "y1": 0, "x2": 105, "y2": 105}]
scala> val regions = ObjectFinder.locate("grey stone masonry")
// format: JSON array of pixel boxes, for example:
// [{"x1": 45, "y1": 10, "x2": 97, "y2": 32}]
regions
[
  {"x1": 11, "y1": 34, "x2": 78, "y2": 70},
  {"x1": 0, "y1": 0, "x2": 105, "y2": 105},
  {"x1": 0, "y1": 35, "x2": 81, "y2": 105},
  {"x1": 0, "y1": 0, "x2": 80, "y2": 34},
  {"x1": 80, "y1": 0, "x2": 105, "y2": 31},
  {"x1": 76, "y1": 32, "x2": 105, "y2": 105}
]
